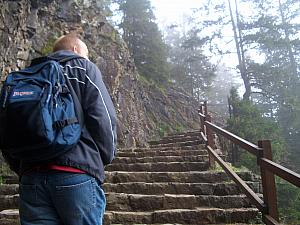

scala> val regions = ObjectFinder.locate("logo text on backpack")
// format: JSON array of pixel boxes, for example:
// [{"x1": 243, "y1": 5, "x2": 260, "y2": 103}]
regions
[{"x1": 13, "y1": 91, "x2": 34, "y2": 97}]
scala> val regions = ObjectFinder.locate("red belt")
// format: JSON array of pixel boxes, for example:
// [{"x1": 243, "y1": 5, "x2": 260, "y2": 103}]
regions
[{"x1": 28, "y1": 164, "x2": 85, "y2": 174}]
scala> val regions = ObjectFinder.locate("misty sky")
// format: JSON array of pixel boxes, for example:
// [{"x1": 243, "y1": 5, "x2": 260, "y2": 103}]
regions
[{"x1": 150, "y1": 0, "x2": 202, "y2": 28}]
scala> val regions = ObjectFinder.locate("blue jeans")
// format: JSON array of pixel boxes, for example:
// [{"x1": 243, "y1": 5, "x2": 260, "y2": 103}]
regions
[{"x1": 19, "y1": 172, "x2": 106, "y2": 225}]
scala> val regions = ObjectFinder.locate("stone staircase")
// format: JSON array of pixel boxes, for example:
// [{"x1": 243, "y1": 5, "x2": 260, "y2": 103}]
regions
[{"x1": 0, "y1": 130, "x2": 262, "y2": 224}]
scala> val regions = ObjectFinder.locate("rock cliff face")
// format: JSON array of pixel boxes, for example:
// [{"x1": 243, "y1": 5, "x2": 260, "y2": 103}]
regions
[{"x1": 0, "y1": 0, "x2": 199, "y2": 147}]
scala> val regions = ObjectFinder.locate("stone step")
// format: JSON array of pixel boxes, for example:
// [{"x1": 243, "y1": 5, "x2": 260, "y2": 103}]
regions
[
  {"x1": 116, "y1": 149, "x2": 208, "y2": 157},
  {"x1": 103, "y1": 182, "x2": 261, "y2": 195},
  {"x1": 0, "y1": 184, "x2": 19, "y2": 195},
  {"x1": 163, "y1": 133, "x2": 201, "y2": 139},
  {"x1": 149, "y1": 136, "x2": 202, "y2": 145},
  {"x1": 0, "y1": 195, "x2": 19, "y2": 211},
  {"x1": 119, "y1": 144, "x2": 206, "y2": 152},
  {"x1": 104, "y1": 208, "x2": 259, "y2": 224},
  {"x1": 105, "y1": 193, "x2": 256, "y2": 211},
  {"x1": 113, "y1": 155, "x2": 209, "y2": 164},
  {"x1": 0, "y1": 209, "x2": 19, "y2": 225},
  {"x1": 0, "y1": 208, "x2": 260, "y2": 225},
  {"x1": 1, "y1": 192, "x2": 258, "y2": 214},
  {"x1": 150, "y1": 140, "x2": 203, "y2": 148},
  {"x1": 0, "y1": 172, "x2": 259, "y2": 195},
  {"x1": 1, "y1": 175, "x2": 18, "y2": 185},
  {"x1": 104, "y1": 171, "x2": 260, "y2": 184},
  {"x1": 105, "y1": 162, "x2": 209, "y2": 172},
  {"x1": 163, "y1": 130, "x2": 201, "y2": 139}
]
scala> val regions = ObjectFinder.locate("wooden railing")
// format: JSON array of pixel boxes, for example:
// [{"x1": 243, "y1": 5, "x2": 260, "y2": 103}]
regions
[{"x1": 199, "y1": 101, "x2": 300, "y2": 225}]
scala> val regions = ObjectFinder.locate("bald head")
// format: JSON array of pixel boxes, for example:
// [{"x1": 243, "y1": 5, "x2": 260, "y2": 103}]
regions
[{"x1": 53, "y1": 34, "x2": 89, "y2": 59}]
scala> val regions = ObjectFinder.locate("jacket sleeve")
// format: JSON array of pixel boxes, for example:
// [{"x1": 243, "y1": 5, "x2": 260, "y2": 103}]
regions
[{"x1": 83, "y1": 61, "x2": 117, "y2": 165}]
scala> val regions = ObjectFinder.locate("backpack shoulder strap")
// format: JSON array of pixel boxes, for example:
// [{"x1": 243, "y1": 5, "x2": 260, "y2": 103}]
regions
[
  {"x1": 64, "y1": 77, "x2": 85, "y2": 128},
  {"x1": 56, "y1": 56, "x2": 85, "y2": 128},
  {"x1": 48, "y1": 55, "x2": 86, "y2": 128}
]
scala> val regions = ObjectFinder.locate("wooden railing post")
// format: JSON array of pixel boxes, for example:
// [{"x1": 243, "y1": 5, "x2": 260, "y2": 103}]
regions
[
  {"x1": 199, "y1": 103, "x2": 205, "y2": 133},
  {"x1": 204, "y1": 100, "x2": 208, "y2": 117},
  {"x1": 200, "y1": 103, "x2": 203, "y2": 115},
  {"x1": 206, "y1": 114, "x2": 215, "y2": 169},
  {"x1": 258, "y1": 140, "x2": 279, "y2": 223}
]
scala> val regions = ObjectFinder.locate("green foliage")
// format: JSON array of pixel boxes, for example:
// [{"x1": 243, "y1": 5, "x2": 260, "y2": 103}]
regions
[
  {"x1": 117, "y1": 0, "x2": 170, "y2": 84},
  {"x1": 236, "y1": 1, "x2": 300, "y2": 220},
  {"x1": 41, "y1": 37, "x2": 57, "y2": 56},
  {"x1": 165, "y1": 27, "x2": 216, "y2": 100},
  {"x1": 137, "y1": 73, "x2": 152, "y2": 86},
  {"x1": 277, "y1": 179, "x2": 300, "y2": 224},
  {"x1": 241, "y1": 0, "x2": 300, "y2": 173},
  {"x1": 0, "y1": 160, "x2": 11, "y2": 176},
  {"x1": 157, "y1": 122, "x2": 170, "y2": 138},
  {"x1": 0, "y1": 159, "x2": 11, "y2": 184},
  {"x1": 236, "y1": 151, "x2": 257, "y2": 173},
  {"x1": 227, "y1": 88, "x2": 286, "y2": 172},
  {"x1": 227, "y1": 88, "x2": 300, "y2": 223},
  {"x1": 212, "y1": 162, "x2": 249, "y2": 173},
  {"x1": 156, "y1": 122, "x2": 185, "y2": 138},
  {"x1": 174, "y1": 123, "x2": 184, "y2": 134},
  {"x1": 138, "y1": 73, "x2": 167, "y2": 96}
]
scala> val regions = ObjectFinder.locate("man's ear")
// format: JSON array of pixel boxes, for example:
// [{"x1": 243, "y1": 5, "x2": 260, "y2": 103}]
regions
[{"x1": 72, "y1": 45, "x2": 78, "y2": 53}]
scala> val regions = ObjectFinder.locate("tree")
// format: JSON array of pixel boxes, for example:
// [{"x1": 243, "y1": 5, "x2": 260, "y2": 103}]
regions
[
  {"x1": 227, "y1": 0, "x2": 251, "y2": 100},
  {"x1": 191, "y1": 0, "x2": 252, "y2": 100},
  {"x1": 116, "y1": 0, "x2": 169, "y2": 83},
  {"x1": 206, "y1": 65, "x2": 239, "y2": 119},
  {"x1": 240, "y1": 0, "x2": 300, "y2": 169},
  {"x1": 165, "y1": 22, "x2": 216, "y2": 100},
  {"x1": 227, "y1": 88, "x2": 286, "y2": 170}
]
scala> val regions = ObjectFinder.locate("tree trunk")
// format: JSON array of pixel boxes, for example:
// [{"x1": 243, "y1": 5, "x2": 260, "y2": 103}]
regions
[
  {"x1": 278, "y1": 0, "x2": 298, "y2": 79},
  {"x1": 228, "y1": 0, "x2": 251, "y2": 100}
]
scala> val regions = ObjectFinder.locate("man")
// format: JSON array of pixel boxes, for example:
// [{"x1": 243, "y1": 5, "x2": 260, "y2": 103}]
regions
[{"x1": 16, "y1": 34, "x2": 117, "y2": 225}]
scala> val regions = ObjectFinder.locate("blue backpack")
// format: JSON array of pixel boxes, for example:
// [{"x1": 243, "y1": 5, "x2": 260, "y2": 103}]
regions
[{"x1": 0, "y1": 56, "x2": 82, "y2": 163}]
